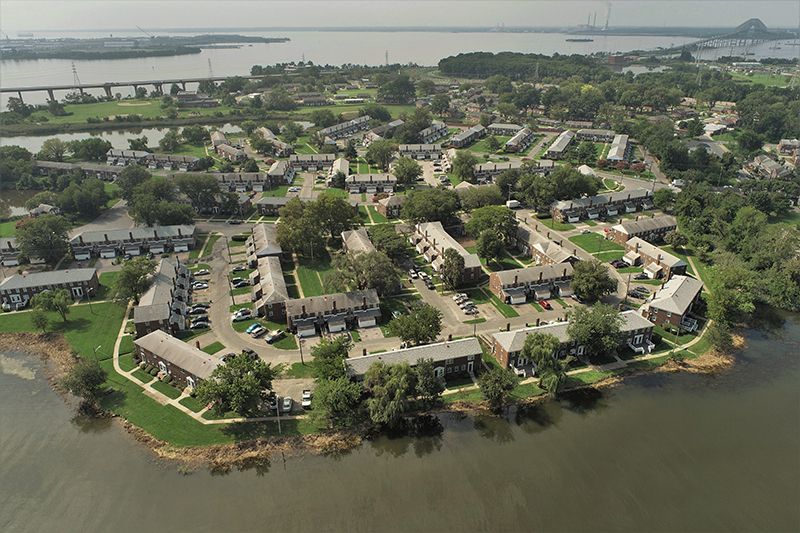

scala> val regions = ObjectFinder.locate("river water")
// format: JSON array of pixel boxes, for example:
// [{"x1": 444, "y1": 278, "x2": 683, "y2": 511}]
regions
[{"x1": 1, "y1": 314, "x2": 798, "y2": 532}]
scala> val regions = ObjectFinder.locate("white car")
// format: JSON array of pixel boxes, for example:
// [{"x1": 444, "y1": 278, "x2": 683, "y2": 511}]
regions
[
  {"x1": 194, "y1": 269, "x2": 210, "y2": 276},
  {"x1": 232, "y1": 311, "x2": 252, "y2": 322},
  {"x1": 250, "y1": 325, "x2": 266, "y2": 338},
  {"x1": 192, "y1": 282, "x2": 209, "y2": 290}
]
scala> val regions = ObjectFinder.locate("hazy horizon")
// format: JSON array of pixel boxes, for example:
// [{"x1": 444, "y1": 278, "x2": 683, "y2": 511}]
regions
[{"x1": 0, "y1": 1, "x2": 793, "y2": 34}]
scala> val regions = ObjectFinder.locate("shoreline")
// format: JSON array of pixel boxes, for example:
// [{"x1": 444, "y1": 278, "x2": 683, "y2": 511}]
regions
[{"x1": 0, "y1": 330, "x2": 736, "y2": 471}]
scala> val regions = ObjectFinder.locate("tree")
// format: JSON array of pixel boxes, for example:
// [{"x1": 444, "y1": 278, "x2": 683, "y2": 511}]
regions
[
  {"x1": 310, "y1": 109, "x2": 336, "y2": 128},
  {"x1": 391, "y1": 156, "x2": 422, "y2": 187},
  {"x1": 496, "y1": 170, "x2": 518, "y2": 199},
  {"x1": 388, "y1": 303, "x2": 443, "y2": 346},
  {"x1": 181, "y1": 124, "x2": 210, "y2": 145},
  {"x1": 343, "y1": 140, "x2": 357, "y2": 160},
  {"x1": 664, "y1": 230, "x2": 688, "y2": 250},
  {"x1": 417, "y1": 79, "x2": 435, "y2": 97},
  {"x1": 158, "y1": 130, "x2": 180, "y2": 152},
  {"x1": 307, "y1": 193, "x2": 362, "y2": 240},
  {"x1": 38, "y1": 138, "x2": 69, "y2": 162},
  {"x1": 311, "y1": 376, "x2": 363, "y2": 428},
  {"x1": 431, "y1": 93, "x2": 451, "y2": 116},
  {"x1": 364, "y1": 361, "x2": 417, "y2": 427},
  {"x1": 370, "y1": 224, "x2": 407, "y2": 259},
  {"x1": 570, "y1": 259, "x2": 618, "y2": 303},
  {"x1": 401, "y1": 187, "x2": 461, "y2": 224},
  {"x1": 116, "y1": 257, "x2": 157, "y2": 303},
  {"x1": 311, "y1": 336, "x2": 353, "y2": 382},
  {"x1": 485, "y1": 136, "x2": 501, "y2": 153},
  {"x1": 174, "y1": 173, "x2": 222, "y2": 210},
  {"x1": 67, "y1": 138, "x2": 112, "y2": 161},
  {"x1": 452, "y1": 150, "x2": 478, "y2": 182},
  {"x1": 377, "y1": 74, "x2": 416, "y2": 104},
  {"x1": 239, "y1": 121, "x2": 257, "y2": 136},
  {"x1": 496, "y1": 102, "x2": 518, "y2": 120},
  {"x1": 30, "y1": 308, "x2": 49, "y2": 332},
  {"x1": 366, "y1": 139, "x2": 397, "y2": 171},
  {"x1": 25, "y1": 191, "x2": 58, "y2": 211},
  {"x1": 116, "y1": 165, "x2": 151, "y2": 203},
  {"x1": 686, "y1": 118, "x2": 704, "y2": 138},
  {"x1": 128, "y1": 136, "x2": 149, "y2": 152},
  {"x1": 281, "y1": 121, "x2": 304, "y2": 144},
  {"x1": 737, "y1": 129, "x2": 764, "y2": 156},
  {"x1": 241, "y1": 158, "x2": 259, "y2": 173},
  {"x1": 478, "y1": 366, "x2": 517, "y2": 410},
  {"x1": 415, "y1": 358, "x2": 445, "y2": 407},
  {"x1": 576, "y1": 141, "x2": 597, "y2": 164},
  {"x1": 15, "y1": 214, "x2": 70, "y2": 267},
  {"x1": 441, "y1": 248, "x2": 465, "y2": 291},
  {"x1": 520, "y1": 333, "x2": 569, "y2": 397},
  {"x1": 32, "y1": 288, "x2": 72, "y2": 322},
  {"x1": 359, "y1": 103, "x2": 392, "y2": 122},
  {"x1": 60, "y1": 359, "x2": 108, "y2": 400},
  {"x1": 327, "y1": 250, "x2": 401, "y2": 294},
  {"x1": 465, "y1": 205, "x2": 518, "y2": 244},
  {"x1": 7, "y1": 96, "x2": 32, "y2": 117},
  {"x1": 653, "y1": 187, "x2": 676, "y2": 212},
  {"x1": 459, "y1": 185, "x2": 504, "y2": 212},
  {"x1": 476, "y1": 230, "x2": 504, "y2": 267},
  {"x1": 135, "y1": 87, "x2": 148, "y2": 99},
  {"x1": 330, "y1": 170, "x2": 347, "y2": 189},
  {"x1": 57, "y1": 178, "x2": 110, "y2": 219},
  {"x1": 194, "y1": 353, "x2": 277, "y2": 416},
  {"x1": 276, "y1": 198, "x2": 324, "y2": 254},
  {"x1": 479, "y1": 114, "x2": 492, "y2": 127},
  {"x1": 566, "y1": 304, "x2": 625, "y2": 363},
  {"x1": 705, "y1": 321, "x2": 734, "y2": 354}
]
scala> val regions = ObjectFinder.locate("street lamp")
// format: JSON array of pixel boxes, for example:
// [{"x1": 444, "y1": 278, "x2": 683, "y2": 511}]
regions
[
  {"x1": 87, "y1": 286, "x2": 94, "y2": 315},
  {"x1": 92, "y1": 345, "x2": 102, "y2": 362},
  {"x1": 275, "y1": 395, "x2": 281, "y2": 435},
  {"x1": 298, "y1": 333, "x2": 304, "y2": 365}
]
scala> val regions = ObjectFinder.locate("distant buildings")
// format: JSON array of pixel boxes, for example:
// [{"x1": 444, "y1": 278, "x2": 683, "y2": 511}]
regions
[
  {"x1": 342, "y1": 228, "x2": 376, "y2": 255},
  {"x1": 246, "y1": 224, "x2": 284, "y2": 267},
  {"x1": 345, "y1": 173, "x2": 396, "y2": 194},
  {"x1": 133, "y1": 258, "x2": 192, "y2": 338},
  {"x1": 286, "y1": 289, "x2": 381, "y2": 336},
  {"x1": 0, "y1": 268, "x2": 99, "y2": 311},
  {"x1": 397, "y1": 144, "x2": 442, "y2": 160},
  {"x1": 251, "y1": 256, "x2": 289, "y2": 320},
  {"x1": 607, "y1": 215, "x2": 677, "y2": 246},
  {"x1": 346, "y1": 338, "x2": 482, "y2": 381},
  {"x1": 551, "y1": 189, "x2": 653, "y2": 223},
  {"x1": 319, "y1": 115, "x2": 371, "y2": 140},
  {"x1": 375, "y1": 194, "x2": 406, "y2": 219},
  {"x1": 289, "y1": 153, "x2": 337, "y2": 171},
  {"x1": 545, "y1": 130, "x2": 575, "y2": 159},
  {"x1": 69, "y1": 225, "x2": 196, "y2": 260},
  {"x1": 410, "y1": 222, "x2": 482, "y2": 284},
  {"x1": 449, "y1": 125, "x2": 486, "y2": 148},
  {"x1": 504, "y1": 127, "x2": 536, "y2": 153}
]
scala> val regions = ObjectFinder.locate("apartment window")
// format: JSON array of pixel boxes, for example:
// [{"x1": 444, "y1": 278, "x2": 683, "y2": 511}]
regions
[
  {"x1": 447, "y1": 367, "x2": 452, "y2": 374},
  {"x1": 445, "y1": 358, "x2": 453, "y2": 365},
  {"x1": 666, "y1": 311, "x2": 672, "y2": 318},
  {"x1": 467, "y1": 354, "x2": 475, "y2": 361},
  {"x1": 461, "y1": 365, "x2": 466, "y2": 371}
]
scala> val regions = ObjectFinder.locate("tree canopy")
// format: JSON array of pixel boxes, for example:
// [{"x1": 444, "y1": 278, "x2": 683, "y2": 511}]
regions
[
  {"x1": 32, "y1": 288, "x2": 72, "y2": 322},
  {"x1": 15, "y1": 214, "x2": 70, "y2": 266},
  {"x1": 566, "y1": 304, "x2": 625, "y2": 363},
  {"x1": 194, "y1": 353, "x2": 277, "y2": 416},
  {"x1": 388, "y1": 303, "x2": 443, "y2": 347},
  {"x1": 441, "y1": 248, "x2": 465, "y2": 291},
  {"x1": 570, "y1": 259, "x2": 618, "y2": 303},
  {"x1": 327, "y1": 250, "x2": 401, "y2": 295},
  {"x1": 116, "y1": 257, "x2": 157, "y2": 303},
  {"x1": 400, "y1": 187, "x2": 461, "y2": 225}
]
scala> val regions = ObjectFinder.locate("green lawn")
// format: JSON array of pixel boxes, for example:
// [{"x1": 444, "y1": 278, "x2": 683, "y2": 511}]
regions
[
  {"x1": 478, "y1": 288, "x2": 519, "y2": 318},
  {"x1": 569, "y1": 233, "x2": 624, "y2": 255},
  {"x1": 544, "y1": 219, "x2": 575, "y2": 231},
  {"x1": 201, "y1": 234, "x2": 221, "y2": 258},
  {"x1": 202, "y1": 342, "x2": 225, "y2": 355},
  {"x1": 358, "y1": 205, "x2": 371, "y2": 224},
  {"x1": 0, "y1": 220, "x2": 17, "y2": 238},
  {"x1": 96, "y1": 271, "x2": 120, "y2": 300},
  {"x1": 286, "y1": 284, "x2": 301, "y2": 298},
  {"x1": 367, "y1": 205, "x2": 388, "y2": 223},
  {"x1": 273, "y1": 335, "x2": 298, "y2": 350},
  {"x1": 118, "y1": 353, "x2": 137, "y2": 372},
  {"x1": 768, "y1": 210, "x2": 800, "y2": 226},
  {"x1": 118, "y1": 335, "x2": 135, "y2": 355},
  {"x1": 0, "y1": 302, "x2": 126, "y2": 362},
  {"x1": 595, "y1": 250, "x2": 625, "y2": 262},
  {"x1": 179, "y1": 396, "x2": 206, "y2": 413},
  {"x1": 281, "y1": 362, "x2": 313, "y2": 379},
  {"x1": 151, "y1": 380, "x2": 183, "y2": 399},
  {"x1": 296, "y1": 264, "x2": 324, "y2": 297},
  {"x1": 230, "y1": 287, "x2": 251, "y2": 297},
  {"x1": 131, "y1": 368, "x2": 154, "y2": 383}
]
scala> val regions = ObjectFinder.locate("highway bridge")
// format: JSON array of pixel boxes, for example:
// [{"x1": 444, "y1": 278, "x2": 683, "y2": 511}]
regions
[
  {"x1": 648, "y1": 18, "x2": 795, "y2": 57},
  {"x1": 0, "y1": 73, "x2": 292, "y2": 102}
]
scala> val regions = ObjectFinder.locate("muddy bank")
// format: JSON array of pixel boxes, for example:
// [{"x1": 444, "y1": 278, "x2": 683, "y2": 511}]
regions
[{"x1": 0, "y1": 332, "x2": 78, "y2": 393}]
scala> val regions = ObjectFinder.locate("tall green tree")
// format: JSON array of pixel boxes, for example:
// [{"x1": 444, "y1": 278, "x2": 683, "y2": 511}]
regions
[
  {"x1": 370, "y1": 224, "x2": 407, "y2": 259},
  {"x1": 520, "y1": 333, "x2": 569, "y2": 397},
  {"x1": 116, "y1": 165, "x2": 152, "y2": 203},
  {"x1": 116, "y1": 257, "x2": 157, "y2": 303},
  {"x1": 32, "y1": 288, "x2": 72, "y2": 322},
  {"x1": 431, "y1": 93, "x2": 451, "y2": 116},
  {"x1": 327, "y1": 250, "x2": 400, "y2": 294},
  {"x1": 452, "y1": 150, "x2": 478, "y2": 183},
  {"x1": 174, "y1": 173, "x2": 222, "y2": 210},
  {"x1": 194, "y1": 353, "x2": 277, "y2": 416},
  {"x1": 37, "y1": 138, "x2": 69, "y2": 162},
  {"x1": 388, "y1": 303, "x2": 443, "y2": 347},
  {"x1": 67, "y1": 138, "x2": 112, "y2": 161},
  {"x1": 310, "y1": 336, "x2": 353, "y2": 382},
  {"x1": 566, "y1": 304, "x2": 625, "y2": 364},
  {"x1": 311, "y1": 376, "x2": 363, "y2": 428},
  {"x1": 30, "y1": 308, "x2": 49, "y2": 332},
  {"x1": 366, "y1": 139, "x2": 397, "y2": 171},
  {"x1": 465, "y1": 205, "x2": 518, "y2": 244},
  {"x1": 392, "y1": 156, "x2": 422, "y2": 187},
  {"x1": 307, "y1": 192, "x2": 362, "y2": 240},
  {"x1": 60, "y1": 359, "x2": 108, "y2": 400},
  {"x1": 400, "y1": 187, "x2": 461, "y2": 224},
  {"x1": 415, "y1": 358, "x2": 445, "y2": 408},
  {"x1": 570, "y1": 259, "x2": 618, "y2": 303},
  {"x1": 15, "y1": 214, "x2": 70, "y2": 266},
  {"x1": 476, "y1": 230, "x2": 504, "y2": 267},
  {"x1": 364, "y1": 361, "x2": 417, "y2": 427},
  {"x1": 478, "y1": 366, "x2": 517, "y2": 411},
  {"x1": 441, "y1": 248, "x2": 465, "y2": 291}
]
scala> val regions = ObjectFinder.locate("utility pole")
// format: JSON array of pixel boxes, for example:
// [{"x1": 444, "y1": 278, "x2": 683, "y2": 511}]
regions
[
  {"x1": 87, "y1": 286, "x2": 94, "y2": 314},
  {"x1": 298, "y1": 334, "x2": 304, "y2": 365},
  {"x1": 92, "y1": 345, "x2": 102, "y2": 362}
]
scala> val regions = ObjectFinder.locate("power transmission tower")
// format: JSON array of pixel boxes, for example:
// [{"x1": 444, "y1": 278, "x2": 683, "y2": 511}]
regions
[
  {"x1": 207, "y1": 58, "x2": 214, "y2": 78},
  {"x1": 385, "y1": 50, "x2": 389, "y2": 66},
  {"x1": 71, "y1": 61, "x2": 81, "y2": 88}
]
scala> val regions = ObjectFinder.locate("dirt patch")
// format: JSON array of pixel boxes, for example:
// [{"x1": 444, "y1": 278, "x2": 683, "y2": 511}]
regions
[
  {"x1": 117, "y1": 102, "x2": 151, "y2": 107},
  {"x1": 0, "y1": 332, "x2": 77, "y2": 392},
  {"x1": 107, "y1": 113, "x2": 142, "y2": 119}
]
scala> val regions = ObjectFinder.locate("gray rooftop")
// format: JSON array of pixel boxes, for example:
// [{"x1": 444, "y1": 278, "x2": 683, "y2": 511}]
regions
[
  {"x1": 625, "y1": 237, "x2": 687, "y2": 269},
  {"x1": 286, "y1": 289, "x2": 379, "y2": 317},
  {"x1": 252, "y1": 256, "x2": 289, "y2": 304},
  {"x1": 416, "y1": 221, "x2": 481, "y2": 269},
  {"x1": 492, "y1": 263, "x2": 574, "y2": 287},
  {"x1": 0, "y1": 268, "x2": 96, "y2": 292},
  {"x1": 346, "y1": 338, "x2": 481, "y2": 378},
  {"x1": 613, "y1": 215, "x2": 677, "y2": 235},
  {"x1": 138, "y1": 258, "x2": 179, "y2": 307},
  {"x1": 70, "y1": 225, "x2": 195, "y2": 246},
  {"x1": 552, "y1": 188, "x2": 652, "y2": 212},
  {"x1": 249, "y1": 224, "x2": 282, "y2": 257},
  {"x1": 134, "y1": 330, "x2": 222, "y2": 381},
  {"x1": 645, "y1": 275, "x2": 704, "y2": 315},
  {"x1": 493, "y1": 311, "x2": 654, "y2": 354},
  {"x1": 342, "y1": 228, "x2": 375, "y2": 254}
]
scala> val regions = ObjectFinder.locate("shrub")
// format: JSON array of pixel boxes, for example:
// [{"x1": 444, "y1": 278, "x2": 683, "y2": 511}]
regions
[
  {"x1": 149, "y1": 367, "x2": 158, "y2": 376},
  {"x1": 138, "y1": 361, "x2": 147, "y2": 369},
  {"x1": 651, "y1": 333, "x2": 662, "y2": 346},
  {"x1": 231, "y1": 235, "x2": 248, "y2": 242}
]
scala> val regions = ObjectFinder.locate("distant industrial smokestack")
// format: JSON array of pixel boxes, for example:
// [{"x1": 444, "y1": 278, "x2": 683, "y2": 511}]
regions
[{"x1": 605, "y1": 2, "x2": 612, "y2": 30}]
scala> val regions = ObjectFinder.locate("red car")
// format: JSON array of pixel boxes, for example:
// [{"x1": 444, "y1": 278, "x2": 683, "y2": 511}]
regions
[{"x1": 539, "y1": 299, "x2": 552, "y2": 310}]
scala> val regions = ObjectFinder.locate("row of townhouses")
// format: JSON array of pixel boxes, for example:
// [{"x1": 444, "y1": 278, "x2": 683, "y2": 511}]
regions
[
  {"x1": 0, "y1": 268, "x2": 99, "y2": 311},
  {"x1": 105, "y1": 149, "x2": 200, "y2": 171},
  {"x1": 607, "y1": 215, "x2": 677, "y2": 246},
  {"x1": 69, "y1": 225, "x2": 196, "y2": 261},
  {"x1": 622, "y1": 237, "x2": 687, "y2": 280},
  {"x1": 410, "y1": 222, "x2": 482, "y2": 284},
  {"x1": 319, "y1": 115, "x2": 371, "y2": 141},
  {"x1": 257, "y1": 127, "x2": 295, "y2": 157},
  {"x1": 133, "y1": 258, "x2": 193, "y2": 338},
  {"x1": 488, "y1": 264, "x2": 574, "y2": 304},
  {"x1": 551, "y1": 189, "x2": 654, "y2": 223}
]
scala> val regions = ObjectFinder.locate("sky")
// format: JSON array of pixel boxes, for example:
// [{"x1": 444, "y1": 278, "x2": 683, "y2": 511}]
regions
[{"x1": 0, "y1": 0, "x2": 794, "y2": 34}]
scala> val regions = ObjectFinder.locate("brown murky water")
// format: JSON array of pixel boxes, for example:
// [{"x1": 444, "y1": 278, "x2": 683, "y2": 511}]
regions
[{"x1": 1, "y1": 314, "x2": 798, "y2": 532}]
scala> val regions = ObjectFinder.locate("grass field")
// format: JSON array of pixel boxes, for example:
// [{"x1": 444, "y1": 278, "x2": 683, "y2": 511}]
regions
[
  {"x1": 367, "y1": 205, "x2": 388, "y2": 223},
  {"x1": 0, "y1": 301, "x2": 126, "y2": 361},
  {"x1": 568, "y1": 233, "x2": 624, "y2": 255},
  {"x1": 0, "y1": 220, "x2": 17, "y2": 238},
  {"x1": 202, "y1": 342, "x2": 225, "y2": 355},
  {"x1": 729, "y1": 71, "x2": 790, "y2": 87}
]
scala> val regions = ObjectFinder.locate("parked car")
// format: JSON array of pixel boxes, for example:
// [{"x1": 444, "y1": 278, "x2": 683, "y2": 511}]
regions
[
  {"x1": 628, "y1": 291, "x2": 643, "y2": 299},
  {"x1": 190, "y1": 322, "x2": 209, "y2": 330},
  {"x1": 580, "y1": 229, "x2": 591, "y2": 234},
  {"x1": 425, "y1": 281, "x2": 435, "y2": 290},
  {"x1": 570, "y1": 294, "x2": 583, "y2": 304},
  {"x1": 232, "y1": 265, "x2": 246, "y2": 272},
  {"x1": 635, "y1": 286, "x2": 650, "y2": 294},
  {"x1": 459, "y1": 300, "x2": 474, "y2": 309},
  {"x1": 265, "y1": 330, "x2": 285, "y2": 344},
  {"x1": 282, "y1": 396, "x2": 293, "y2": 413},
  {"x1": 231, "y1": 277, "x2": 247, "y2": 284},
  {"x1": 392, "y1": 310, "x2": 403, "y2": 318},
  {"x1": 242, "y1": 348, "x2": 258, "y2": 360},
  {"x1": 232, "y1": 280, "x2": 249, "y2": 289},
  {"x1": 418, "y1": 272, "x2": 428, "y2": 280},
  {"x1": 232, "y1": 312, "x2": 252, "y2": 322},
  {"x1": 250, "y1": 326, "x2": 266, "y2": 338},
  {"x1": 613, "y1": 262, "x2": 629, "y2": 270},
  {"x1": 229, "y1": 219, "x2": 242, "y2": 225},
  {"x1": 453, "y1": 295, "x2": 464, "y2": 302},
  {"x1": 192, "y1": 282, "x2": 209, "y2": 290},
  {"x1": 268, "y1": 393, "x2": 278, "y2": 411},
  {"x1": 539, "y1": 299, "x2": 552, "y2": 310},
  {"x1": 302, "y1": 390, "x2": 312, "y2": 409},
  {"x1": 634, "y1": 273, "x2": 649, "y2": 280},
  {"x1": 464, "y1": 307, "x2": 478, "y2": 315},
  {"x1": 245, "y1": 323, "x2": 261, "y2": 334},
  {"x1": 147, "y1": 252, "x2": 155, "y2": 259},
  {"x1": 191, "y1": 302, "x2": 210, "y2": 309},
  {"x1": 220, "y1": 352, "x2": 237, "y2": 362},
  {"x1": 408, "y1": 270, "x2": 418, "y2": 279},
  {"x1": 194, "y1": 269, "x2": 210, "y2": 276},
  {"x1": 124, "y1": 253, "x2": 132, "y2": 261},
  {"x1": 189, "y1": 307, "x2": 207, "y2": 315}
]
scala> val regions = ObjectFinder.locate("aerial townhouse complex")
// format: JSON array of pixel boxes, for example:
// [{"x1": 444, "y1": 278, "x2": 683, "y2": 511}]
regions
[
  {"x1": 551, "y1": 189, "x2": 654, "y2": 223},
  {"x1": 286, "y1": 289, "x2": 382, "y2": 336},
  {"x1": 346, "y1": 338, "x2": 482, "y2": 381},
  {"x1": 319, "y1": 115, "x2": 371, "y2": 141},
  {"x1": 545, "y1": 130, "x2": 575, "y2": 159},
  {"x1": 289, "y1": 153, "x2": 337, "y2": 171},
  {"x1": 504, "y1": 127, "x2": 536, "y2": 153},
  {"x1": 489, "y1": 264, "x2": 574, "y2": 304},
  {"x1": 345, "y1": 174, "x2": 397, "y2": 193},
  {"x1": 250, "y1": 256, "x2": 289, "y2": 321},
  {"x1": 0, "y1": 268, "x2": 99, "y2": 311},
  {"x1": 257, "y1": 127, "x2": 295, "y2": 157},
  {"x1": 410, "y1": 222, "x2": 482, "y2": 284},
  {"x1": 419, "y1": 121, "x2": 449, "y2": 144},
  {"x1": 640, "y1": 275, "x2": 704, "y2": 333},
  {"x1": 489, "y1": 310, "x2": 656, "y2": 375},
  {"x1": 69, "y1": 225, "x2": 196, "y2": 261},
  {"x1": 449, "y1": 124, "x2": 486, "y2": 148},
  {"x1": 210, "y1": 132, "x2": 246, "y2": 161},
  {"x1": 134, "y1": 330, "x2": 222, "y2": 390},
  {"x1": 397, "y1": 144, "x2": 443, "y2": 160},
  {"x1": 133, "y1": 258, "x2": 192, "y2": 338},
  {"x1": 246, "y1": 224, "x2": 284, "y2": 268},
  {"x1": 607, "y1": 215, "x2": 678, "y2": 246},
  {"x1": 622, "y1": 237, "x2": 688, "y2": 280}
]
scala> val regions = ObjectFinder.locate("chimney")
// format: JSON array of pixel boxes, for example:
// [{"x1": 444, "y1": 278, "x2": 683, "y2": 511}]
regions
[
  {"x1": 574, "y1": 248, "x2": 577, "y2": 255},
  {"x1": 635, "y1": 215, "x2": 639, "y2": 221},
  {"x1": 651, "y1": 213, "x2": 655, "y2": 218},
  {"x1": 627, "y1": 193, "x2": 631, "y2": 200},
  {"x1": 362, "y1": 296, "x2": 367, "y2": 308},
  {"x1": 302, "y1": 305, "x2": 306, "y2": 315},
  {"x1": 514, "y1": 274, "x2": 518, "y2": 285},
  {"x1": 570, "y1": 202, "x2": 573, "y2": 209},
  {"x1": 129, "y1": 231, "x2": 134, "y2": 240},
  {"x1": 154, "y1": 229, "x2": 158, "y2": 239},
  {"x1": 563, "y1": 267, "x2": 567, "y2": 277},
  {"x1": 658, "y1": 254, "x2": 662, "y2": 264},
  {"x1": 538, "y1": 271, "x2": 543, "y2": 282},
  {"x1": 333, "y1": 300, "x2": 337, "y2": 311},
  {"x1": 79, "y1": 236, "x2": 84, "y2": 245},
  {"x1": 448, "y1": 333, "x2": 452, "y2": 341},
  {"x1": 536, "y1": 318, "x2": 540, "y2": 326},
  {"x1": 589, "y1": 198, "x2": 593, "y2": 207},
  {"x1": 363, "y1": 348, "x2": 367, "y2": 356},
  {"x1": 636, "y1": 242, "x2": 640, "y2": 252},
  {"x1": 506, "y1": 323, "x2": 510, "y2": 331},
  {"x1": 196, "y1": 341, "x2": 201, "y2": 349},
  {"x1": 547, "y1": 232, "x2": 550, "y2": 238},
  {"x1": 104, "y1": 233, "x2": 109, "y2": 242},
  {"x1": 178, "y1": 228, "x2": 182, "y2": 236}
]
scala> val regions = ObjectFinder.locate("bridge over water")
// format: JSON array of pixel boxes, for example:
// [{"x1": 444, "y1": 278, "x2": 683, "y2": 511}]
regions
[{"x1": 649, "y1": 18, "x2": 795, "y2": 57}]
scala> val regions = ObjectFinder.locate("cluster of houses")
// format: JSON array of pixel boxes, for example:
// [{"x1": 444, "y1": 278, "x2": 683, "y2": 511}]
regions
[
  {"x1": 0, "y1": 268, "x2": 100, "y2": 311},
  {"x1": 551, "y1": 189, "x2": 654, "y2": 223},
  {"x1": 256, "y1": 127, "x2": 295, "y2": 157},
  {"x1": 133, "y1": 258, "x2": 193, "y2": 338},
  {"x1": 410, "y1": 222, "x2": 482, "y2": 284},
  {"x1": 544, "y1": 129, "x2": 632, "y2": 162},
  {"x1": 211, "y1": 131, "x2": 246, "y2": 162},
  {"x1": 69, "y1": 225, "x2": 196, "y2": 261},
  {"x1": 489, "y1": 264, "x2": 574, "y2": 304}
]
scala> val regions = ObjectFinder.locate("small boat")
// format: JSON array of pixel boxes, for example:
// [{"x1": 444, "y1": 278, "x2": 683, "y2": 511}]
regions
[{"x1": 566, "y1": 38, "x2": 594, "y2": 42}]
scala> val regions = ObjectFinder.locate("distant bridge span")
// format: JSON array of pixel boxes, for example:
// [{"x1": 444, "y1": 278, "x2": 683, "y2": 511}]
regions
[
  {"x1": 0, "y1": 73, "x2": 296, "y2": 102},
  {"x1": 647, "y1": 18, "x2": 794, "y2": 56}
]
